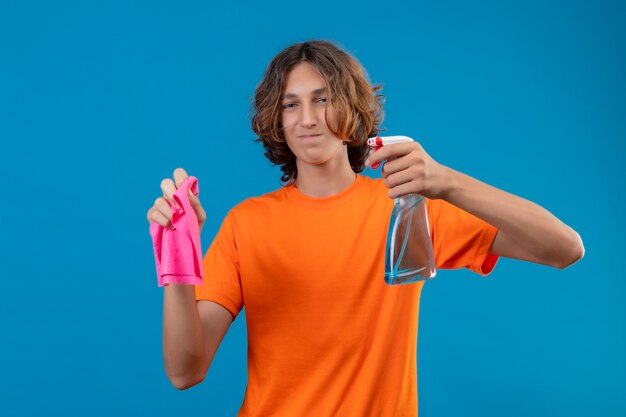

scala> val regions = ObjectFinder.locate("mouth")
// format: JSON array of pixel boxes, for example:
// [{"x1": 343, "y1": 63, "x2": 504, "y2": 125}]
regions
[{"x1": 298, "y1": 134, "x2": 322, "y2": 140}]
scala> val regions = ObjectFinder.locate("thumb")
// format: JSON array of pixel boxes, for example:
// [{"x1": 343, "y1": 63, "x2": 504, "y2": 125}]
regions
[{"x1": 187, "y1": 189, "x2": 206, "y2": 219}]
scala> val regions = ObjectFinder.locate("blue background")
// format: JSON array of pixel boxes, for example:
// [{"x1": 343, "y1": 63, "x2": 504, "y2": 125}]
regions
[{"x1": 1, "y1": 0, "x2": 624, "y2": 415}]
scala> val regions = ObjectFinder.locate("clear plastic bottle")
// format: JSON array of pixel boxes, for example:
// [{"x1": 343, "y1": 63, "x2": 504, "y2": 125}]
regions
[
  {"x1": 385, "y1": 193, "x2": 436, "y2": 285},
  {"x1": 367, "y1": 136, "x2": 437, "y2": 285}
]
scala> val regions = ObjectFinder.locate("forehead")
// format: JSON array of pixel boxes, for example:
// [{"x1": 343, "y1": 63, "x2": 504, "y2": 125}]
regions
[{"x1": 283, "y1": 62, "x2": 327, "y2": 97}]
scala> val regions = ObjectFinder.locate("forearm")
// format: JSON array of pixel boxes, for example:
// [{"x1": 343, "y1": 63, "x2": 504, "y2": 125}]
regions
[
  {"x1": 442, "y1": 166, "x2": 583, "y2": 265},
  {"x1": 162, "y1": 284, "x2": 207, "y2": 388}
]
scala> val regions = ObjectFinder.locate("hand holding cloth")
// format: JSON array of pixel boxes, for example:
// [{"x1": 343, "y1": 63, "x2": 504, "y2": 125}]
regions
[{"x1": 149, "y1": 176, "x2": 203, "y2": 287}]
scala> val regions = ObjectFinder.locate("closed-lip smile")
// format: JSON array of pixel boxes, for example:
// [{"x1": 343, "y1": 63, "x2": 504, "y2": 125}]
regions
[{"x1": 298, "y1": 134, "x2": 322, "y2": 140}]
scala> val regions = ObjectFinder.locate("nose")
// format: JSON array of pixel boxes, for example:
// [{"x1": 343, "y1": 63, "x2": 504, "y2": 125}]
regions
[{"x1": 299, "y1": 102, "x2": 317, "y2": 129}]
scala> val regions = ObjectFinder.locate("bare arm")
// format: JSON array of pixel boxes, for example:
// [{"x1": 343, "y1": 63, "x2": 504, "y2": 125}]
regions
[
  {"x1": 148, "y1": 168, "x2": 233, "y2": 389},
  {"x1": 367, "y1": 142, "x2": 585, "y2": 269},
  {"x1": 162, "y1": 285, "x2": 233, "y2": 390},
  {"x1": 444, "y1": 167, "x2": 585, "y2": 269}
]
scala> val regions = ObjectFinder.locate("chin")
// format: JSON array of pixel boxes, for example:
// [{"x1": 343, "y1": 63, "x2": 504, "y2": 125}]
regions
[
  {"x1": 295, "y1": 145, "x2": 346, "y2": 167},
  {"x1": 300, "y1": 158, "x2": 328, "y2": 166},
  {"x1": 295, "y1": 150, "x2": 321, "y2": 163},
  {"x1": 301, "y1": 152, "x2": 336, "y2": 166}
]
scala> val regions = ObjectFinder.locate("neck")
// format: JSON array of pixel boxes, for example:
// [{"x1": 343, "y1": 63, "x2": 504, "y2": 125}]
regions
[{"x1": 294, "y1": 153, "x2": 357, "y2": 198}]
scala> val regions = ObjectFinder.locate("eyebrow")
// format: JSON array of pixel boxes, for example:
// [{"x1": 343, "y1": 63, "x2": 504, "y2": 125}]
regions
[{"x1": 282, "y1": 87, "x2": 327, "y2": 100}]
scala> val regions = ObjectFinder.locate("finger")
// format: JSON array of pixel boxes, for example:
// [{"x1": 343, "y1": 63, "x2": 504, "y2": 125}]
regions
[
  {"x1": 187, "y1": 192, "x2": 207, "y2": 225},
  {"x1": 154, "y1": 197, "x2": 173, "y2": 220},
  {"x1": 160, "y1": 178, "x2": 178, "y2": 207},
  {"x1": 187, "y1": 189, "x2": 201, "y2": 207},
  {"x1": 388, "y1": 180, "x2": 422, "y2": 199},
  {"x1": 148, "y1": 207, "x2": 175, "y2": 229},
  {"x1": 381, "y1": 154, "x2": 415, "y2": 177},
  {"x1": 173, "y1": 168, "x2": 188, "y2": 188},
  {"x1": 186, "y1": 180, "x2": 203, "y2": 212},
  {"x1": 384, "y1": 167, "x2": 418, "y2": 189},
  {"x1": 366, "y1": 142, "x2": 416, "y2": 167}
]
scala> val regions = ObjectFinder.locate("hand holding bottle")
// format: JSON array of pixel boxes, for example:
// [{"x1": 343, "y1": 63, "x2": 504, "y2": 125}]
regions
[
  {"x1": 366, "y1": 136, "x2": 437, "y2": 284},
  {"x1": 365, "y1": 136, "x2": 452, "y2": 201}
]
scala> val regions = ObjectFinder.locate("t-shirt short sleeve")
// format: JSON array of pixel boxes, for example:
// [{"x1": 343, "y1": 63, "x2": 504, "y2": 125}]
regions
[
  {"x1": 427, "y1": 198, "x2": 500, "y2": 276},
  {"x1": 194, "y1": 210, "x2": 244, "y2": 318}
]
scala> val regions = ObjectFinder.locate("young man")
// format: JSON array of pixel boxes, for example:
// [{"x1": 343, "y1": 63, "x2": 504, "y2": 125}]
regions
[{"x1": 147, "y1": 40, "x2": 584, "y2": 416}]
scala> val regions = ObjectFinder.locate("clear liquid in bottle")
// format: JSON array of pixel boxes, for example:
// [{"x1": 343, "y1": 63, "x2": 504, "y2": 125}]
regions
[{"x1": 385, "y1": 193, "x2": 436, "y2": 285}]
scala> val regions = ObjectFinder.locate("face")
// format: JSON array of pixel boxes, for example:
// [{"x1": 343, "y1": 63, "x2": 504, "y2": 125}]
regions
[{"x1": 280, "y1": 62, "x2": 347, "y2": 167}]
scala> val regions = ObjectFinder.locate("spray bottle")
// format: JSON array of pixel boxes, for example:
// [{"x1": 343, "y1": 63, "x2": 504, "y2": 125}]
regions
[{"x1": 367, "y1": 136, "x2": 437, "y2": 285}]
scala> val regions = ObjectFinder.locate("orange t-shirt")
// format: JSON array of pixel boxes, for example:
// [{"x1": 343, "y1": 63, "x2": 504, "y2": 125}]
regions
[{"x1": 195, "y1": 174, "x2": 499, "y2": 416}]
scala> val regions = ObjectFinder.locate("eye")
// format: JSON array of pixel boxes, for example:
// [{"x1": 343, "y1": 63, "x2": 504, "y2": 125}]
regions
[
  {"x1": 316, "y1": 97, "x2": 328, "y2": 104},
  {"x1": 282, "y1": 102, "x2": 297, "y2": 110}
]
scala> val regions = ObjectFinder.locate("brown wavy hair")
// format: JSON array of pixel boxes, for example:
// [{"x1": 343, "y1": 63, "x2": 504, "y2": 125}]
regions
[{"x1": 251, "y1": 40, "x2": 385, "y2": 184}]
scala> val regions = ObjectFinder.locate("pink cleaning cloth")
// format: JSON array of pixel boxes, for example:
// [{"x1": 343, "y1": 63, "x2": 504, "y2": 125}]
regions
[{"x1": 149, "y1": 176, "x2": 204, "y2": 287}]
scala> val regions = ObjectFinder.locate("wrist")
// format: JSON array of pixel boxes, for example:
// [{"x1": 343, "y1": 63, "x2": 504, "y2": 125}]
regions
[{"x1": 440, "y1": 166, "x2": 459, "y2": 201}]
